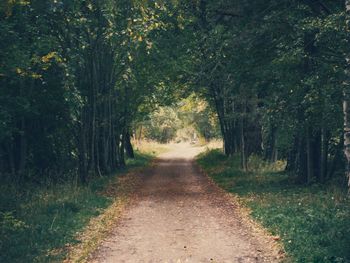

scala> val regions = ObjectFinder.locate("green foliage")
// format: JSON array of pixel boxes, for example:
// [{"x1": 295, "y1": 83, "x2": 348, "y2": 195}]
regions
[
  {"x1": 138, "y1": 94, "x2": 220, "y2": 143},
  {"x1": 173, "y1": 0, "x2": 348, "y2": 182},
  {"x1": 0, "y1": 152, "x2": 152, "y2": 263},
  {"x1": 177, "y1": 94, "x2": 221, "y2": 141},
  {"x1": 1, "y1": 0, "x2": 350, "y2": 260},
  {"x1": 0, "y1": 0, "x2": 180, "y2": 181},
  {"x1": 197, "y1": 150, "x2": 350, "y2": 262},
  {"x1": 143, "y1": 106, "x2": 181, "y2": 143},
  {"x1": 0, "y1": 181, "x2": 110, "y2": 262}
]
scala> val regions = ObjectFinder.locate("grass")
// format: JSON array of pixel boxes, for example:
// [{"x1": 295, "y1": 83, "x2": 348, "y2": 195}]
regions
[
  {"x1": 197, "y1": 149, "x2": 350, "y2": 263},
  {"x1": 0, "y1": 152, "x2": 153, "y2": 263},
  {"x1": 133, "y1": 140, "x2": 171, "y2": 156}
]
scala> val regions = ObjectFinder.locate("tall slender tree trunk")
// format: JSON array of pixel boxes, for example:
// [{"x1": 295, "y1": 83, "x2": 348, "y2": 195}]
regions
[
  {"x1": 211, "y1": 86, "x2": 227, "y2": 154},
  {"x1": 320, "y1": 127, "x2": 328, "y2": 183},
  {"x1": 241, "y1": 101, "x2": 248, "y2": 171},
  {"x1": 306, "y1": 127, "x2": 314, "y2": 184},
  {"x1": 119, "y1": 130, "x2": 126, "y2": 167},
  {"x1": 344, "y1": 92, "x2": 350, "y2": 188},
  {"x1": 286, "y1": 136, "x2": 298, "y2": 172},
  {"x1": 345, "y1": 0, "x2": 350, "y2": 189},
  {"x1": 18, "y1": 117, "x2": 27, "y2": 175},
  {"x1": 78, "y1": 117, "x2": 88, "y2": 183},
  {"x1": 240, "y1": 117, "x2": 247, "y2": 171},
  {"x1": 125, "y1": 130, "x2": 134, "y2": 159},
  {"x1": 89, "y1": 57, "x2": 98, "y2": 175},
  {"x1": 296, "y1": 135, "x2": 308, "y2": 183},
  {"x1": 265, "y1": 126, "x2": 277, "y2": 162}
]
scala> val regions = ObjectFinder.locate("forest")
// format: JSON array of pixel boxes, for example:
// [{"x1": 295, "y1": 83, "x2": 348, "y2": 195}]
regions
[
  {"x1": 1, "y1": 0, "x2": 349, "y2": 184},
  {"x1": 1, "y1": 0, "x2": 350, "y2": 262}
]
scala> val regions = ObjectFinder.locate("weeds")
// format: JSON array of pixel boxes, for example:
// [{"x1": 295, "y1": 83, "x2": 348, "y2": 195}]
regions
[
  {"x1": 0, "y1": 152, "x2": 152, "y2": 263},
  {"x1": 197, "y1": 149, "x2": 350, "y2": 263}
]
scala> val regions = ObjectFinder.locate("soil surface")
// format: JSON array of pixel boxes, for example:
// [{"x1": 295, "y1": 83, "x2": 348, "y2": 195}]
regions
[{"x1": 91, "y1": 144, "x2": 281, "y2": 263}]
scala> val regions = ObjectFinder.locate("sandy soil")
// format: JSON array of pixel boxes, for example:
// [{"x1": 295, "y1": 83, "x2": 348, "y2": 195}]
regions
[{"x1": 91, "y1": 144, "x2": 281, "y2": 263}]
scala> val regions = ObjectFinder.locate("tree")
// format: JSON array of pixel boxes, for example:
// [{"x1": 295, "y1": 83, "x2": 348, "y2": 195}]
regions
[
  {"x1": 0, "y1": 0, "x2": 176, "y2": 182},
  {"x1": 345, "y1": 0, "x2": 350, "y2": 188}
]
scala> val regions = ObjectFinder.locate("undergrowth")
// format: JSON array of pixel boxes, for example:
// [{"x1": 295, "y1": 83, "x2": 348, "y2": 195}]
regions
[
  {"x1": 0, "y1": 152, "x2": 152, "y2": 263},
  {"x1": 197, "y1": 149, "x2": 350, "y2": 263}
]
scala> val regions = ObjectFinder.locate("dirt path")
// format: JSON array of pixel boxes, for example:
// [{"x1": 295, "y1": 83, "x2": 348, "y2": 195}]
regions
[{"x1": 91, "y1": 144, "x2": 281, "y2": 263}]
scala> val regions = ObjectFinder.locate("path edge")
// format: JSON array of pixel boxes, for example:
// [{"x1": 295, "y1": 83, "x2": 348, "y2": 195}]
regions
[
  {"x1": 63, "y1": 162, "x2": 155, "y2": 263},
  {"x1": 193, "y1": 159, "x2": 288, "y2": 262}
]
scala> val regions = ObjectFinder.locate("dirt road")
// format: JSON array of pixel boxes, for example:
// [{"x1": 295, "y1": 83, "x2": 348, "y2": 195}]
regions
[{"x1": 92, "y1": 144, "x2": 281, "y2": 263}]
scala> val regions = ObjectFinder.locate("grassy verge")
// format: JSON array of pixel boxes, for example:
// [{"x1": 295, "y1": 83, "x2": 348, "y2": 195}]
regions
[
  {"x1": 133, "y1": 140, "x2": 170, "y2": 156},
  {"x1": 197, "y1": 149, "x2": 350, "y2": 263},
  {"x1": 0, "y1": 152, "x2": 153, "y2": 263}
]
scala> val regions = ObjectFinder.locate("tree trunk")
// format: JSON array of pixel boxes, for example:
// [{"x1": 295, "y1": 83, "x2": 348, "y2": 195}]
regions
[
  {"x1": 119, "y1": 131, "x2": 126, "y2": 167},
  {"x1": 264, "y1": 126, "x2": 277, "y2": 162},
  {"x1": 7, "y1": 141, "x2": 15, "y2": 175},
  {"x1": 320, "y1": 127, "x2": 328, "y2": 183},
  {"x1": 286, "y1": 136, "x2": 298, "y2": 172},
  {"x1": 18, "y1": 117, "x2": 26, "y2": 175},
  {"x1": 125, "y1": 130, "x2": 135, "y2": 159},
  {"x1": 312, "y1": 131, "x2": 321, "y2": 182},
  {"x1": 296, "y1": 135, "x2": 308, "y2": 183},
  {"x1": 345, "y1": 0, "x2": 350, "y2": 189},
  {"x1": 89, "y1": 57, "x2": 97, "y2": 176},
  {"x1": 306, "y1": 127, "x2": 314, "y2": 184},
  {"x1": 212, "y1": 87, "x2": 228, "y2": 155},
  {"x1": 78, "y1": 119, "x2": 88, "y2": 183},
  {"x1": 240, "y1": 101, "x2": 247, "y2": 171},
  {"x1": 344, "y1": 85, "x2": 350, "y2": 188},
  {"x1": 328, "y1": 140, "x2": 343, "y2": 179}
]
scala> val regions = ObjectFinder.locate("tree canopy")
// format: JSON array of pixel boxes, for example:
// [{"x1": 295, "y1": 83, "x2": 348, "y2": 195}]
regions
[{"x1": 0, "y1": 0, "x2": 349, "y2": 187}]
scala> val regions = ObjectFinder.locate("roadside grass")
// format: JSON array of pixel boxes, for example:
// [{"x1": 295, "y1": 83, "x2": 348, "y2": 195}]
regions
[
  {"x1": 200, "y1": 139, "x2": 223, "y2": 149},
  {"x1": 133, "y1": 140, "x2": 170, "y2": 156},
  {"x1": 197, "y1": 149, "x2": 350, "y2": 263},
  {"x1": 0, "y1": 152, "x2": 153, "y2": 263}
]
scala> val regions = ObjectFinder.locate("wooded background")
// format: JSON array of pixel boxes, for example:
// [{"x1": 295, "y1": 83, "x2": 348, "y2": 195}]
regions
[{"x1": 0, "y1": 0, "x2": 349, "y2": 187}]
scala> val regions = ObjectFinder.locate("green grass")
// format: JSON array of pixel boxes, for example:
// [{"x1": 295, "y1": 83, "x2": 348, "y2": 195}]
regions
[
  {"x1": 0, "y1": 152, "x2": 153, "y2": 263},
  {"x1": 197, "y1": 149, "x2": 350, "y2": 263}
]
